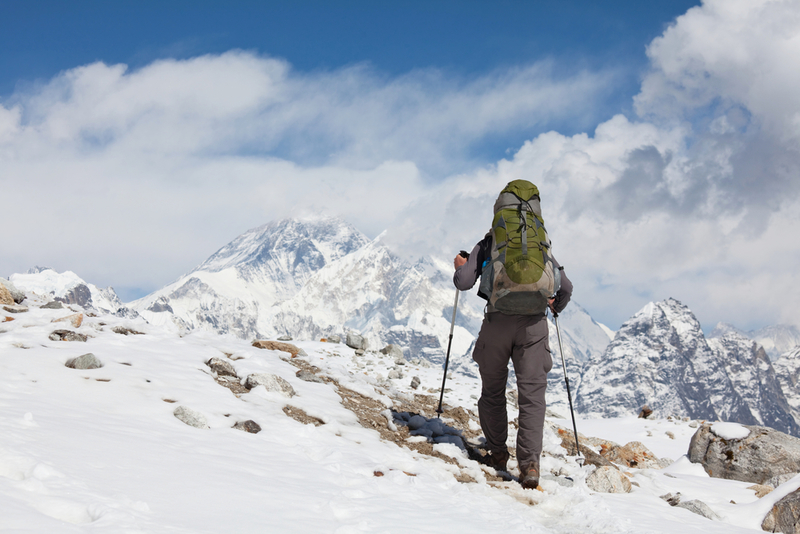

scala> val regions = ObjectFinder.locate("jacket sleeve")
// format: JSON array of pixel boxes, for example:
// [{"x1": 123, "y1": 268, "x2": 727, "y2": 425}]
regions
[
  {"x1": 453, "y1": 234, "x2": 490, "y2": 291},
  {"x1": 552, "y1": 257, "x2": 573, "y2": 315}
]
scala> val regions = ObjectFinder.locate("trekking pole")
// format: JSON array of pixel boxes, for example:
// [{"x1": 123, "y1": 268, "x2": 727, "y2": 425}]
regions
[
  {"x1": 553, "y1": 311, "x2": 584, "y2": 465},
  {"x1": 436, "y1": 288, "x2": 460, "y2": 417}
]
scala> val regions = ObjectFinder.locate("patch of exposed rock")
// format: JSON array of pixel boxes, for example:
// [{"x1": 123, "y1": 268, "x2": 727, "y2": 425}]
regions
[
  {"x1": 0, "y1": 278, "x2": 25, "y2": 304},
  {"x1": 111, "y1": 326, "x2": 144, "y2": 335},
  {"x1": 206, "y1": 357, "x2": 237, "y2": 377},
  {"x1": 52, "y1": 313, "x2": 83, "y2": 328},
  {"x1": 688, "y1": 423, "x2": 800, "y2": 484},
  {"x1": 252, "y1": 340, "x2": 307, "y2": 357},
  {"x1": 49, "y1": 330, "x2": 88, "y2": 342},
  {"x1": 232, "y1": 420, "x2": 262, "y2": 433}
]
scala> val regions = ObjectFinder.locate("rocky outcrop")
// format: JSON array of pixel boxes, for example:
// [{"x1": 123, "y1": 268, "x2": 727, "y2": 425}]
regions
[
  {"x1": 244, "y1": 373, "x2": 296, "y2": 397},
  {"x1": 688, "y1": 423, "x2": 800, "y2": 484},
  {"x1": 65, "y1": 353, "x2": 103, "y2": 369}
]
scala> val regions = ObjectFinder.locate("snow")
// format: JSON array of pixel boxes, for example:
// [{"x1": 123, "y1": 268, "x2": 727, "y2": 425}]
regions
[
  {"x1": 0, "y1": 301, "x2": 787, "y2": 533},
  {"x1": 711, "y1": 422, "x2": 751, "y2": 440}
]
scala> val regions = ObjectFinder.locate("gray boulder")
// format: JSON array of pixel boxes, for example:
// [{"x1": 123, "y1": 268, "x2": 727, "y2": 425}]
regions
[
  {"x1": 206, "y1": 357, "x2": 237, "y2": 378},
  {"x1": 111, "y1": 326, "x2": 144, "y2": 336},
  {"x1": 173, "y1": 406, "x2": 208, "y2": 429},
  {"x1": 688, "y1": 423, "x2": 800, "y2": 484},
  {"x1": 244, "y1": 373, "x2": 296, "y2": 397},
  {"x1": 763, "y1": 489, "x2": 800, "y2": 533},
  {"x1": 326, "y1": 335, "x2": 341, "y2": 344},
  {"x1": 586, "y1": 466, "x2": 632, "y2": 493},
  {"x1": 410, "y1": 376, "x2": 421, "y2": 389},
  {"x1": 676, "y1": 500, "x2": 720, "y2": 521},
  {"x1": 346, "y1": 332, "x2": 368, "y2": 351},
  {"x1": 49, "y1": 330, "x2": 88, "y2": 342},
  {"x1": 65, "y1": 353, "x2": 103, "y2": 369},
  {"x1": 296, "y1": 370, "x2": 324, "y2": 383},
  {"x1": 42, "y1": 301, "x2": 64, "y2": 309},
  {"x1": 380, "y1": 344, "x2": 404, "y2": 362}
]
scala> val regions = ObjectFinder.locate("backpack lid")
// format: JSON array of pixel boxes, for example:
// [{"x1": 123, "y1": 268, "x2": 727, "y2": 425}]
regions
[{"x1": 493, "y1": 180, "x2": 542, "y2": 216}]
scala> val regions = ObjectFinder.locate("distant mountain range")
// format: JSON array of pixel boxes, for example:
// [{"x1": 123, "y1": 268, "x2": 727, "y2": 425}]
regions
[{"x1": 8, "y1": 217, "x2": 800, "y2": 435}]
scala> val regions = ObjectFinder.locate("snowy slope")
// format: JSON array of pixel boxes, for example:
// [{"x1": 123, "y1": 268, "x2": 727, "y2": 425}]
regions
[
  {"x1": 0, "y1": 288, "x2": 790, "y2": 534},
  {"x1": 749, "y1": 325, "x2": 800, "y2": 360}
]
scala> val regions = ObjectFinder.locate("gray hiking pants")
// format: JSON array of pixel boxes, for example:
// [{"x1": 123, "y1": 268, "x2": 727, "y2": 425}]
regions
[{"x1": 472, "y1": 312, "x2": 552, "y2": 469}]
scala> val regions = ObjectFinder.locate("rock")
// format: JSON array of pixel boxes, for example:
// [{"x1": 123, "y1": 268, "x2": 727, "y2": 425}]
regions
[
  {"x1": 65, "y1": 353, "x2": 103, "y2": 369},
  {"x1": 173, "y1": 406, "x2": 208, "y2": 429},
  {"x1": 3, "y1": 305, "x2": 28, "y2": 313},
  {"x1": 388, "y1": 369, "x2": 402, "y2": 380},
  {"x1": 296, "y1": 370, "x2": 324, "y2": 383},
  {"x1": 660, "y1": 492, "x2": 682, "y2": 506},
  {"x1": 52, "y1": 313, "x2": 84, "y2": 328},
  {"x1": 763, "y1": 489, "x2": 800, "y2": 533},
  {"x1": 0, "y1": 279, "x2": 25, "y2": 304},
  {"x1": 676, "y1": 500, "x2": 720, "y2": 521},
  {"x1": 666, "y1": 431, "x2": 675, "y2": 439},
  {"x1": 0, "y1": 283, "x2": 13, "y2": 306},
  {"x1": 326, "y1": 335, "x2": 341, "y2": 344},
  {"x1": 767, "y1": 473, "x2": 799, "y2": 488},
  {"x1": 380, "y1": 344, "x2": 404, "y2": 359},
  {"x1": 346, "y1": 332, "x2": 368, "y2": 351},
  {"x1": 244, "y1": 373, "x2": 296, "y2": 397},
  {"x1": 252, "y1": 340, "x2": 307, "y2": 357},
  {"x1": 601, "y1": 440, "x2": 665, "y2": 469},
  {"x1": 639, "y1": 405, "x2": 653, "y2": 419},
  {"x1": 232, "y1": 420, "x2": 262, "y2": 434},
  {"x1": 49, "y1": 330, "x2": 88, "y2": 342},
  {"x1": 688, "y1": 423, "x2": 800, "y2": 484},
  {"x1": 277, "y1": 335, "x2": 293, "y2": 341},
  {"x1": 410, "y1": 376, "x2": 420, "y2": 389},
  {"x1": 355, "y1": 349, "x2": 365, "y2": 356},
  {"x1": 585, "y1": 466, "x2": 632, "y2": 493},
  {"x1": 689, "y1": 420, "x2": 699, "y2": 428},
  {"x1": 42, "y1": 301, "x2": 64, "y2": 309},
  {"x1": 54, "y1": 283, "x2": 93, "y2": 308},
  {"x1": 111, "y1": 326, "x2": 144, "y2": 335},
  {"x1": 748, "y1": 484, "x2": 773, "y2": 498},
  {"x1": 206, "y1": 357, "x2": 237, "y2": 377}
]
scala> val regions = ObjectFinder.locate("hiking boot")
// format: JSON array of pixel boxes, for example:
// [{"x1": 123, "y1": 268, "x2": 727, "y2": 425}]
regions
[
  {"x1": 482, "y1": 449, "x2": 510, "y2": 472},
  {"x1": 519, "y1": 463, "x2": 540, "y2": 490}
]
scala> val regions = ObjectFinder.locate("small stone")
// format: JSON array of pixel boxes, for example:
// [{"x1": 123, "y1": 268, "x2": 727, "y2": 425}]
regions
[
  {"x1": 49, "y1": 330, "x2": 87, "y2": 342},
  {"x1": 380, "y1": 344, "x2": 404, "y2": 361},
  {"x1": 42, "y1": 301, "x2": 64, "y2": 309},
  {"x1": 666, "y1": 431, "x2": 675, "y2": 439},
  {"x1": 65, "y1": 353, "x2": 103, "y2": 369},
  {"x1": 388, "y1": 369, "x2": 402, "y2": 380},
  {"x1": 355, "y1": 349, "x2": 365, "y2": 356},
  {"x1": 660, "y1": 492, "x2": 682, "y2": 506},
  {"x1": 52, "y1": 313, "x2": 83, "y2": 328},
  {"x1": 173, "y1": 406, "x2": 208, "y2": 429},
  {"x1": 206, "y1": 357, "x2": 237, "y2": 377},
  {"x1": 296, "y1": 370, "x2": 324, "y2": 383},
  {"x1": 3, "y1": 305, "x2": 28, "y2": 313},
  {"x1": 327, "y1": 335, "x2": 341, "y2": 344},
  {"x1": 410, "y1": 376, "x2": 420, "y2": 389},
  {"x1": 277, "y1": 335, "x2": 293, "y2": 341},
  {"x1": 638, "y1": 405, "x2": 653, "y2": 419},
  {"x1": 689, "y1": 421, "x2": 699, "y2": 428},
  {"x1": 232, "y1": 420, "x2": 262, "y2": 433},
  {"x1": 244, "y1": 373, "x2": 296, "y2": 397},
  {"x1": 111, "y1": 326, "x2": 144, "y2": 335},
  {"x1": 748, "y1": 484, "x2": 773, "y2": 498}
]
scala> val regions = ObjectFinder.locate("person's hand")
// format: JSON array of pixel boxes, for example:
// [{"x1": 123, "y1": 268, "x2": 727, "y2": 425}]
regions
[
  {"x1": 454, "y1": 254, "x2": 467, "y2": 270},
  {"x1": 548, "y1": 297, "x2": 555, "y2": 314}
]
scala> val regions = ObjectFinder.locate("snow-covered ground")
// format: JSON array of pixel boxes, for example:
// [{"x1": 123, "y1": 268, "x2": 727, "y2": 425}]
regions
[{"x1": 1, "y1": 301, "x2": 796, "y2": 533}]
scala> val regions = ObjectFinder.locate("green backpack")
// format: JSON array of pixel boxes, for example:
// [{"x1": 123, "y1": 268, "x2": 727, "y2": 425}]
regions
[{"x1": 478, "y1": 180, "x2": 561, "y2": 315}]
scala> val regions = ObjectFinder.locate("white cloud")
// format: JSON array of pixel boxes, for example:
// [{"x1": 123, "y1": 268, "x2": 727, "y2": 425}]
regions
[{"x1": 3, "y1": 0, "x2": 800, "y2": 334}]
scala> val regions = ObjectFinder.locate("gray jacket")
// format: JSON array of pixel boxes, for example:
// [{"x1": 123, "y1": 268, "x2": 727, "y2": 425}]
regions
[{"x1": 453, "y1": 233, "x2": 573, "y2": 315}]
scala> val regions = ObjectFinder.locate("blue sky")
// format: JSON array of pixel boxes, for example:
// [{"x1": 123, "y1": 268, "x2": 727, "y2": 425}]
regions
[{"x1": 3, "y1": 0, "x2": 800, "y2": 334}]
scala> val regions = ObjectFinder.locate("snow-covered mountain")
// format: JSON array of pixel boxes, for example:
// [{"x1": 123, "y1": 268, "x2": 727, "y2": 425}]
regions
[
  {"x1": 128, "y1": 216, "x2": 611, "y2": 377},
  {"x1": 9, "y1": 268, "x2": 135, "y2": 318},
  {"x1": 576, "y1": 299, "x2": 800, "y2": 436},
  {"x1": 750, "y1": 325, "x2": 800, "y2": 360}
]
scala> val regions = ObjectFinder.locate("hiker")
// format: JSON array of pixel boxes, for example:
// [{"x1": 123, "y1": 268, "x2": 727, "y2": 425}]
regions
[{"x1": 453, "y1": 180, "x2": 572, "y2": 490}]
